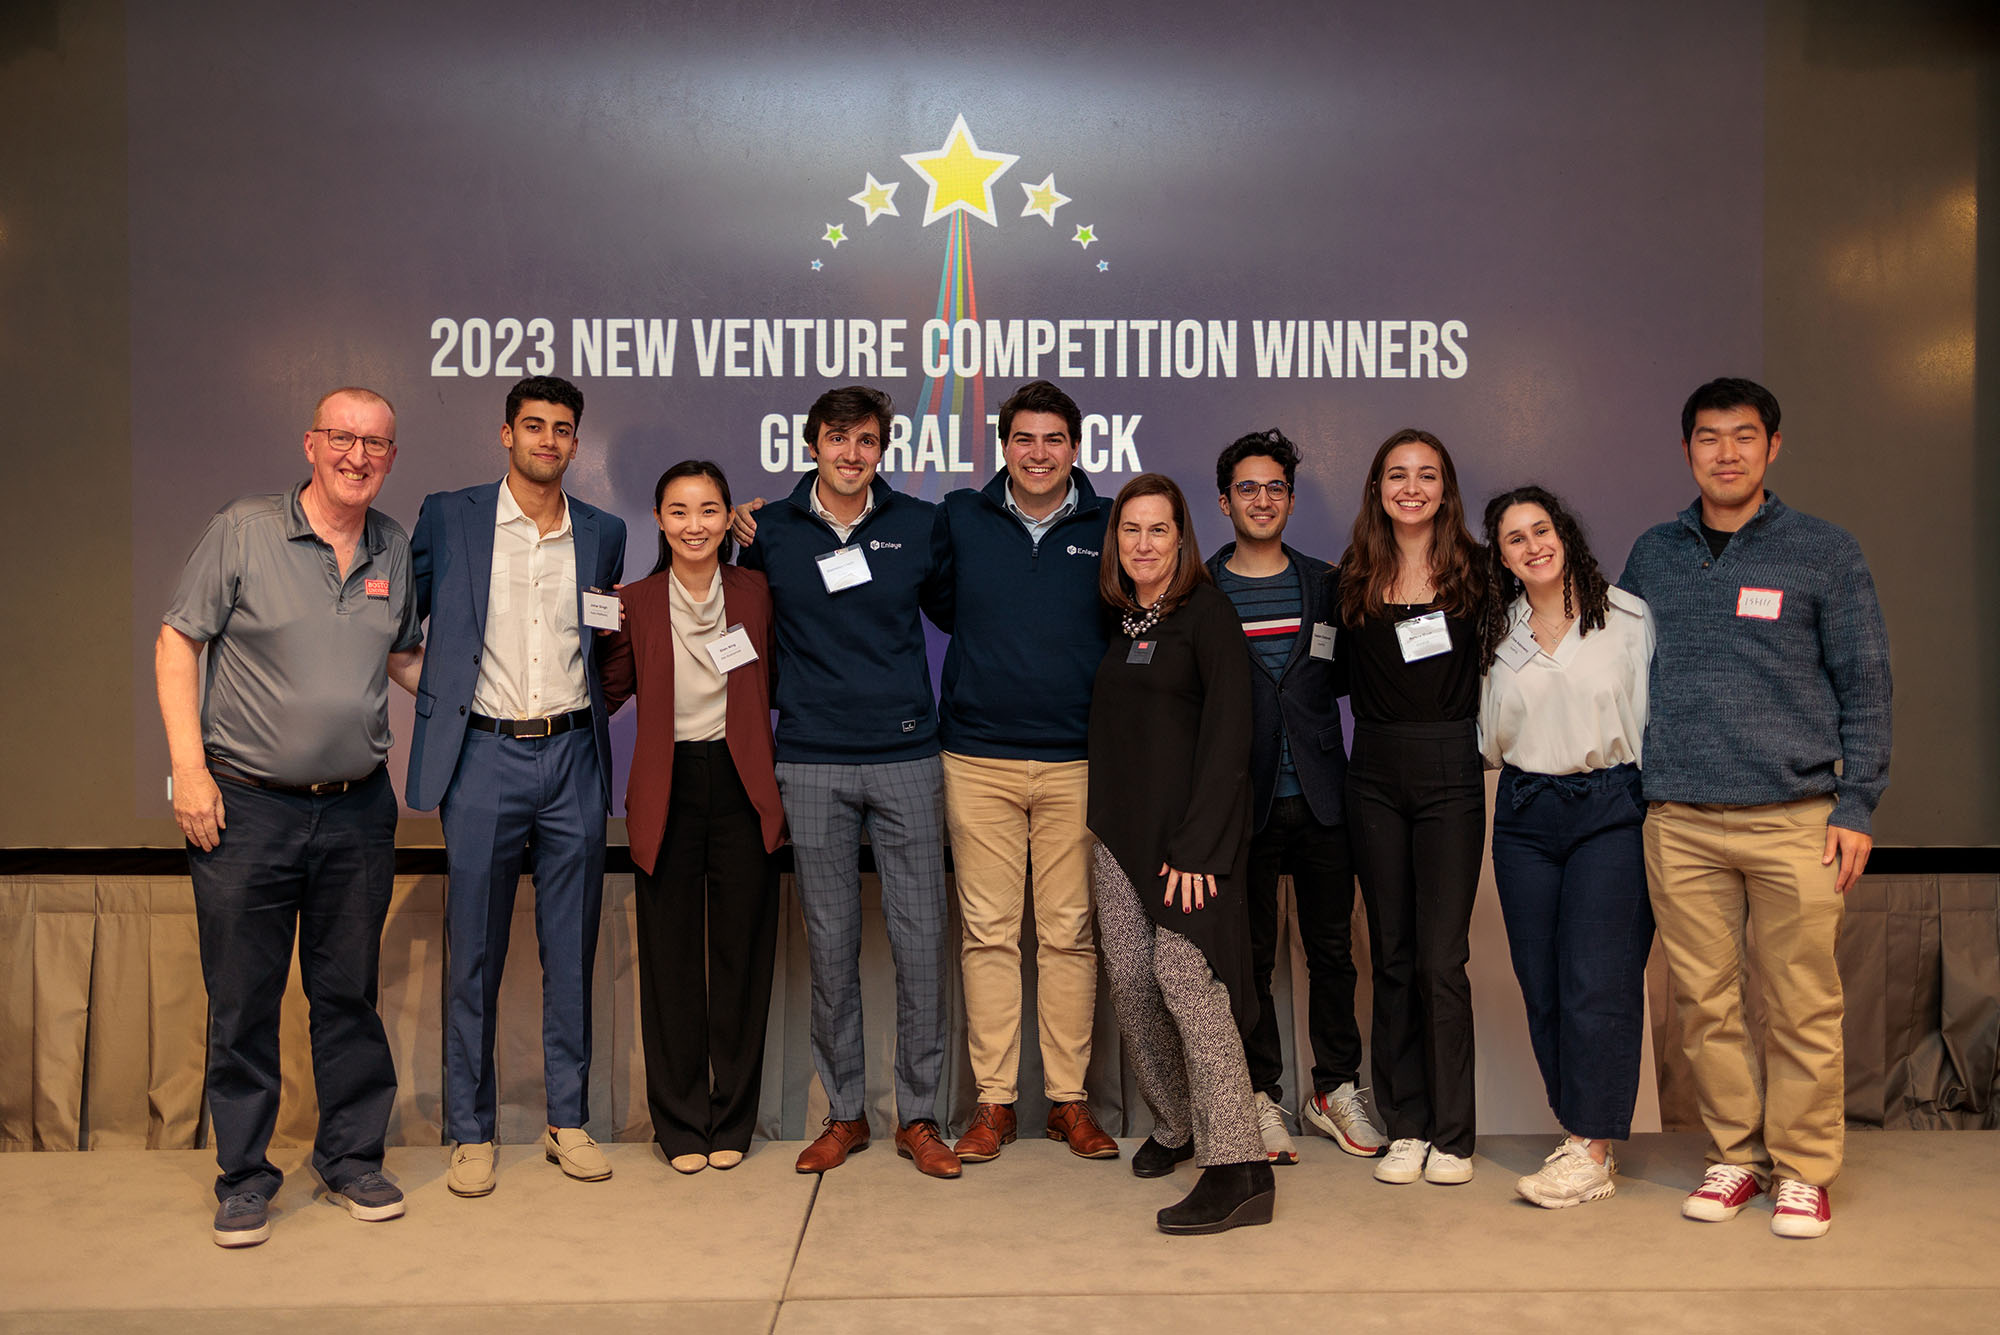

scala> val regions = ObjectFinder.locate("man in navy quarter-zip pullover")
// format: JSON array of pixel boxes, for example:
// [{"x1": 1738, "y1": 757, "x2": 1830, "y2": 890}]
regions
[
  {"x1": 733, "y1": 385, "x2": 962, "y2": 1180},
  {"x1": 927, "y1": 380, "x2": 1122, "y2": 1164},
  {"x1": 1621, "y1": 377, "x2": 1890, "y2": 1241}
]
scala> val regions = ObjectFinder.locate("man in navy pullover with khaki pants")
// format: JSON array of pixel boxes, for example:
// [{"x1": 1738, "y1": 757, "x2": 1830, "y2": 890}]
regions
[
  {"x1": 736, "y1": 384, "x2": 962, "y2": 1180},
  {"x1": 929, "y1": 380, "x2": 1121, "y2": 1164},
  {"x1": 1621, "y1": 377, "x2": 1890, "y2": 1240}
]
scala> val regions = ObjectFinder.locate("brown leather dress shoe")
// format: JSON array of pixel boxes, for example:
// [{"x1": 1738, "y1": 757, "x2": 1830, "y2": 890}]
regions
[
  {"x1": 795, "y1": 1118, "x2": 870, "y2": 1174},
  {"x1": 953, "y1": 1102, "x2": 1017, "y2": 1162},
  {"x1": 1046, "y1": 1100, "x2": 1121, "y2": 1159},
  {"x1": 895, "y1": 1120, "x2": 963, "y2": 1178}
]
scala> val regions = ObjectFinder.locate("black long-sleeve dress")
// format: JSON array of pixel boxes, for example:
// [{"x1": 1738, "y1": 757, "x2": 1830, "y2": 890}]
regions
[{"x1": 1085, "y1": 581, "x2": 1257, "y2": 1027}]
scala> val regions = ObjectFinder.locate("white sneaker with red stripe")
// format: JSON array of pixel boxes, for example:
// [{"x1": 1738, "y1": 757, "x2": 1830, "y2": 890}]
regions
[
  {"x1": 1770, "y1": 1179, "x2": 1832, "y2": 1238},
  {"x1": 1682, "y1": 1163, "x2": 1761, "y2": 1222}
]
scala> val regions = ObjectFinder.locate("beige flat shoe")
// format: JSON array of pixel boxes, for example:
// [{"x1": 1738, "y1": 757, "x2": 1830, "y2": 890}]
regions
[
  {"x1": 543, "y1": 1128, "x2": 612, "y2": 1181},
  {"x1": 706, "y1": 1149, "x2": 744, "y2": 1170},
  {"x1": 670, "y1": 1153, "x2": 708, "y2": 1174},
  {"x1": 446, "y1": 1141, "x2": 496, "y2": 1197}
]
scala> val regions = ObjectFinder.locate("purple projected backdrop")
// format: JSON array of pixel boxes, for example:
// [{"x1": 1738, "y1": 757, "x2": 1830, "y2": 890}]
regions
[{"x1": 127, "y1": 1, "x2": 1762, "y2": 820}]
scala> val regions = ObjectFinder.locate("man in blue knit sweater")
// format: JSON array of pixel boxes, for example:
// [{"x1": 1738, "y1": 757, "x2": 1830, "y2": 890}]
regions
[
  {"x1": 929, "y1": 380, "x2": 1122, "y2": 1164},
  {"x1": 735, "y1": 384, "x2": 962, "y2": 1180},
  {"x1": 1620, "y1": 377, "x2": 1891, "y2": 1240}
]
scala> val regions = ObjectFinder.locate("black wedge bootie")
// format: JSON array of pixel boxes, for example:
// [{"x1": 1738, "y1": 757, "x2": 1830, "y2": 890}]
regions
[
  {"x1": 1131, "y1": 1135, "x2": 1196, "y2": 1179},
  {"x1": 1156, "y1": 1159, "x2": 1275, "y2": 1234}
]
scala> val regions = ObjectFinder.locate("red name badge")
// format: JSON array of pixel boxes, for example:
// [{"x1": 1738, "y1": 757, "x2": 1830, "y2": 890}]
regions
[
  {"x1": 365, "y1": 578, "x2": 390, "y2": 599},
  {"x1": 1736, "y1": 587, "x2": 1782, "y2": 620}
]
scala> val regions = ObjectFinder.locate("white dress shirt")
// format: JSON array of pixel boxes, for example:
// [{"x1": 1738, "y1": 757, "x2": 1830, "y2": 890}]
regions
[
  {"x1": 810, "y1": 480, "x2": 874, "y2": 543},
  {"x1": 470, "y1": 480, "x2": 589, "y2": 719},
  {"x1": 1479, "y1": 585, "x2": 1653, "y2": 775}
]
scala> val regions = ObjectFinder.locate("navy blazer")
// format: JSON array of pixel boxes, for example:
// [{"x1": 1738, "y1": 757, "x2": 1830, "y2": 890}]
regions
[
  {"x1": 405, "y1": 480, "x2": 628, "y2": 813},
  {"x1": 1206, "y1": 542, "x2": 1350, "y2": 831}
]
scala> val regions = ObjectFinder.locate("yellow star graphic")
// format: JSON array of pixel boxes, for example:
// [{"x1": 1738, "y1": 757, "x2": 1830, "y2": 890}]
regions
[
  {"x1": 1072, "y1": 224, "x2": 1097, "y2": 249},
  {"x1": 822, "y1": 224, "x2": 847, "y2": 248},
  {"x1": 900, "y1": 114, "x2": 1019, "y2": 227},
  {"x1": 1020, "y1": 173, "x2": 1071, "y2": 226},
  {"x1": 848, "y1": 173, "x2": 900, "y2": 225}
]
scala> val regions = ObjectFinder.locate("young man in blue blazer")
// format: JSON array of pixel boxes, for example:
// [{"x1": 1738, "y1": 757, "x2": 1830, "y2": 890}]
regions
[{"x1": 407, "y1": 375, "x2": 627, "y2": 1198}]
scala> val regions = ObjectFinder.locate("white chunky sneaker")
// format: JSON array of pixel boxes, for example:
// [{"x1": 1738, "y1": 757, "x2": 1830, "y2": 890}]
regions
[
  {"x1": 1515, "y1": 1138, "x2": 1616, "y2": 1208},
  {"x1": 1254, "y1": 1091, "x2": 1298, "y2": 1165},
  {"x1": 1302, "y1": 1082, "x2": 1388, "y2": 1157},
  {"x1": 1375, "y1": 1137, "x2": 1430, "y2": 1184}
]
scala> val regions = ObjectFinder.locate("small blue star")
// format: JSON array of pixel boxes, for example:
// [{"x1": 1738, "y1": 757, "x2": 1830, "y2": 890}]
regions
[
  {"x1": 1096, "y1": 260, "x2": 1109, "y2": 272},
  {"x1": 811, "y1": 259, "x2": 823, "y2": 271}
]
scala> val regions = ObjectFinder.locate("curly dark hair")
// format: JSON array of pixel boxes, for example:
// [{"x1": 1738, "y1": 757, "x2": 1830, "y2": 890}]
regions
[{"x1": 1476, "y1": 485, "x2": 1610, "y2": 671}]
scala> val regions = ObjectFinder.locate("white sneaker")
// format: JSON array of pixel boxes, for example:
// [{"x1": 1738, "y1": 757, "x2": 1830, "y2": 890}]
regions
[
  {"x1": 1514, "y1": 1138, "x2": 1615, "y2": 1208},
  {"x1": 1375, "y1": 1137, "x2": 1430, "y2": 1184},
  {"x1": 1253, "y1": 1092, "x2": 1298, "y2": 1165},
  {"x1": 1302, "y1": 1082, "x2": 1387, "y2": 1157},
  {"x1": 1423, "y1": 1149, "x2": 1474, "y2": 1184}
]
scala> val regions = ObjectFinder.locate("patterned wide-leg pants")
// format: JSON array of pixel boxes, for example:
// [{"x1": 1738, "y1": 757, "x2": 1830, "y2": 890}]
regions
[{"x1": 1091, "y1": 843, "x2": 1263, "y2": 1166}]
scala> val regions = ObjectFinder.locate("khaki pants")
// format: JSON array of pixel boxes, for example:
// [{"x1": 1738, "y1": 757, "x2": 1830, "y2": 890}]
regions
[
  {"x1": 1644, "y1": 796, "x2": 1845, "y2": 1187},
  {"x1": 943, "y1": 752, "x2": 1096, "y2": 1103}
]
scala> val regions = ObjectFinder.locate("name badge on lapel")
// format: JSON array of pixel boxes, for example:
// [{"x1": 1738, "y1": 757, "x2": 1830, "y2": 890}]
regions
[
  {"x1": 581, "y1": 589, "x2": 621, "y2": 631},
  {"x1": 1493, "y1": 620, "x2": 1537, "y2": 672},
  {"x1": 1309, "y1": 623, "x2": 1336, "y2": 660},
  {"x1": 1126, "y1": 639, "x2": 1156, "y2": 665},
  {"x1": 1736, "y1": 587, "x2": 1783, "y2": 620}
]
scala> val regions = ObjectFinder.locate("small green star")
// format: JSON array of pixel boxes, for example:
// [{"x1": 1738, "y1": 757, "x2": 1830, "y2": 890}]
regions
[
  {"x1": 822, "y1": 224, "x2": 847, "y2": 248},
  {"x1": 1072, "y1": 224, "x2": 1097, "y2": 249}
]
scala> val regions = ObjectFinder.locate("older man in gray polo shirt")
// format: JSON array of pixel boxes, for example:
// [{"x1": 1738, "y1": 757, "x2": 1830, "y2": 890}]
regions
[{"x1": 156, "y1": 386, "x2": 424, "y2": 1249}]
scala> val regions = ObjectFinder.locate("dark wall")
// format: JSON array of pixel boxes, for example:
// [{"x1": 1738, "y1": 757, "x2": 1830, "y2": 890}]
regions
[{"x1": 1, "y1": 0, "x2": 1991, "y2": 848}]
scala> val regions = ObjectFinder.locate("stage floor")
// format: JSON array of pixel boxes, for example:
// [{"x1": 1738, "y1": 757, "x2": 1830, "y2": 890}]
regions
[{"x1": 3, "y1": 1130, "x2": 1994, "y2": 1333}]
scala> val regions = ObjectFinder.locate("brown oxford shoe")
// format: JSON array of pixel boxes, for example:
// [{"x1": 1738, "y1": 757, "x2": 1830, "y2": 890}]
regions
[
  {"x1": 895, "y1": 1119, "x2": 963, "y2": 1179},
  {"x1": 1046, "y1": 1100, "x2": 1121, "y2": 1159},
  {"x1": 953, "y1": 1102, "x2": 1017, "y2": 1163},
  {"x1": 795, "y1": 1118, "x2": 870, "y2": 1174}
]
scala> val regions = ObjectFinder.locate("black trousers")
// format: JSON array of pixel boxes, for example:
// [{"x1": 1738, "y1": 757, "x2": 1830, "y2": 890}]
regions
[
  {"x1": 1241, "y1": 795, "x2": 1361, "y2": 1102},
  {"x1": 634, "y1": 741, "x2": 779, "y2": 1158},
  {"x1": 1344, "y1": 720, "x2": 1485, "y2": 1157}
]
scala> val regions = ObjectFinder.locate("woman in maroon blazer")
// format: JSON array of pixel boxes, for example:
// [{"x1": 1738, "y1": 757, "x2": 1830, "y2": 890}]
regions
[{"x1": 602, "y1": 460, "x2": 784, "y2": 1174}]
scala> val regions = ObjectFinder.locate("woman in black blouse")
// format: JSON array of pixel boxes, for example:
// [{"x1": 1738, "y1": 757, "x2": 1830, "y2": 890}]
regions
[
  {"x1": 1086, "y1": 473, "x2": 1272, "y2": 1235},
  {"x1": 1336, "y1": 428, "x2": 1487, "y2": 1187}
]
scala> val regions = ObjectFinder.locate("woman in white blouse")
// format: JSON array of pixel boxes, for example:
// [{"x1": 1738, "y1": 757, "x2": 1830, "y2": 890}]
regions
[{"x1": 1476, "y1": 486, "x2": 1655, "y2": 1209}]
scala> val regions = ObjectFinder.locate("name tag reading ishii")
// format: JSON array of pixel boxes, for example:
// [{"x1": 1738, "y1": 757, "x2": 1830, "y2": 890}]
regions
[
  {"x1": 816, "y1": 544, "x2": 873, "y2": 593},
  {"x1": 1492, "y1": 621, "x2": 1537, "y2": 672},
  {"x1": 704, "y1": 624, "x2": 759, "y2": 674},
  {"x1": 1394, "y1": 611, "x2": 1452, "y2": 663},
  {"x1": 1736, "y1": 587, "x2": 1783, "y2": 620},
  {"x1": 581, "y1": 590, "x2": 622, "y2": 631}
]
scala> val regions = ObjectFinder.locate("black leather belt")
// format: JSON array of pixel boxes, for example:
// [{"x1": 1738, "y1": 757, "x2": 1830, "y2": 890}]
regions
[
  {"x1": 208, "y1": 759, "x2": 381, "y2": 798},
  {"x1": 468, "y1": 707, "x2": 593, "y2": 739}
]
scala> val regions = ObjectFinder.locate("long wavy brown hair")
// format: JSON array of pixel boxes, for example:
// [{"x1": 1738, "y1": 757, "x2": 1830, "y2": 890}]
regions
[
  {"x1": 1337, "y1": 428, "x2": 1481, "y2": 625},
  {"x1": 1476, "y1": 485, "x2": 1611, "y2": 671}
]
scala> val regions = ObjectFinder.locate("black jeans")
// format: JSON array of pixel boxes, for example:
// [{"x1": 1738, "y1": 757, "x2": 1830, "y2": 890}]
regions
[
  {"x1": 634, "y1": 741, "x2": 780, "y2": 1157},
  {"x1": 1240, "y1": 795, "x2": 1361, "y2": 1102},
  {"x1": 188, "y1": 766, "x2": 398, "y2": 1201},
  {"x1": 1345, "y1": 720, "x2": 1485, "y2": 1157}
]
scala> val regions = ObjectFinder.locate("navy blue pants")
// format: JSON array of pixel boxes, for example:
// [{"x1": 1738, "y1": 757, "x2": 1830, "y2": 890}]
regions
[
  {"x1": 441, "y1": 726, "x2": 607, "y2": 1142},
  {"x1": 1490, "y1": 764, "x2": 1654, "y2": 1141},
  {"x1": 188, "y1": 767, "x2": 398, "y2": 1201}
]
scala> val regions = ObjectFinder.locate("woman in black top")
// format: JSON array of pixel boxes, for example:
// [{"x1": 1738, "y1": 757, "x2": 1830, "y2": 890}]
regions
[
  {"x1": 1086, "y1": 472, "x2": 1272, "y2": 1235},
  {"x1": 1336, "y1": 428, "x2": 1487, "y2": 1187}
]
